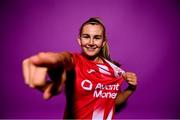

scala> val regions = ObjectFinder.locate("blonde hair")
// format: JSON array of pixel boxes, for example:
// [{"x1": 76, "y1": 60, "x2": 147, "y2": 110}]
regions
[{"x1": 79, "y1": 17, "x2": 111, "y2": 61}]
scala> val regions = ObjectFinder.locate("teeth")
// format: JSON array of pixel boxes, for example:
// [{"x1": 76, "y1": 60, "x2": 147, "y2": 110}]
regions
[
  {"x1": 84, "y1": 46, "x2": 97, "y2": 51},
  {"x1": 88, "y1": 48, "x2": 95, "y2": 50}
]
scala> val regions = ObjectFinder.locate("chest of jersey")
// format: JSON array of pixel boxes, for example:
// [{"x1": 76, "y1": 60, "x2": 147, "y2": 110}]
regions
[{"x1": 70, "y1": 53, "x2": 124, "y2": 119}]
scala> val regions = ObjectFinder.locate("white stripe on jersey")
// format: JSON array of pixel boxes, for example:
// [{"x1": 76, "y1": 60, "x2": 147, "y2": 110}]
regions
[
  {"x1": 104, "y1": 59, "x2": 125, "y2": 78},
  {"x1": 97, "y1": 64, "x2": 111, "y2": 75},
  {"x1": 92, "y1": 108, "x2": 104, "y2": 120},
  {"x1": 107, "y1": 107, "x2": 114, "y2": 120}
]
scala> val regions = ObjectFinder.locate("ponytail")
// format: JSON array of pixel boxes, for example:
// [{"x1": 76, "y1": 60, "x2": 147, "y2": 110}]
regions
[{"x1": 101, "y1": 41, "x2": 111, "y2": 60}]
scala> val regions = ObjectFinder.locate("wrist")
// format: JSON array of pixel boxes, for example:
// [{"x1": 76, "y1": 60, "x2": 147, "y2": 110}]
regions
[{"x1": 126, "y1": 84, "x2": 137, "y2": 91}]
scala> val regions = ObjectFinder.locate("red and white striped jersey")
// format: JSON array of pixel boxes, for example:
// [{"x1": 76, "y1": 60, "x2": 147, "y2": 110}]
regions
[{"x1": 64, "y1": 53, "x2": 125, "y2": 119}]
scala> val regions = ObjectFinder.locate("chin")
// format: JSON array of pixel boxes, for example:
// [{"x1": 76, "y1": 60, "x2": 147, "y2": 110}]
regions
[
  {"x1": 86, "y1": 52, "x2": 97, "y2": 57},
  {"x1": 83, "y1": 51, "x2": 99, "y2": 58},
  {"x1": 82, "y1": 48, "x2": 101, "y2": 58}
]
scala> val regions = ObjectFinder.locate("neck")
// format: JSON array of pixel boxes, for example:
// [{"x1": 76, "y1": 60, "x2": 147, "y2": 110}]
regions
[{"x1": 82, "y1": 53, "x2": 103, "y2": 63}]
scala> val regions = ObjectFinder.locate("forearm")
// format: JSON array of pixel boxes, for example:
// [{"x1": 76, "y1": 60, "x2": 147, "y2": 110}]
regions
[
  {"x1": 33, "y1": 51, "x2": 74, "y2": 71},
  {"x1": 115, "y1": 85, "x2": 136, "y2": 105},
  {"x1": 56, "y1": 52, "x2": 74, "y2": 70}
]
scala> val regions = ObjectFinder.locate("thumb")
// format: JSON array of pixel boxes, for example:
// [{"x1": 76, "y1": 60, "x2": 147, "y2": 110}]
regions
[
  {"x1": 122, "y1": 73, "x2": 127, "y2": 80},
  {"x1": 43, "y1": 83, "x2": 54, "y2": 100}
]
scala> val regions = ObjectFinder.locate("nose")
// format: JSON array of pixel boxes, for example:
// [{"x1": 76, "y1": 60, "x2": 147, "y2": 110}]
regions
[{"x1": 89, "y1": 38, "x2": 94, "y2": 45}]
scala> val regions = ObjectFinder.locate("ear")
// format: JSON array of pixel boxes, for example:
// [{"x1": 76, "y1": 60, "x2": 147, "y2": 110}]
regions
[
  {"x1": 102, "y1": 40, "x2": 106, "y2": 47},
  {"x1": 77, "y1": 37, "x2": 82, "y2": 46}
]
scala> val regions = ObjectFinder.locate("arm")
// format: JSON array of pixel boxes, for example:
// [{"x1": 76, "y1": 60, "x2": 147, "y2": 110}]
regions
[
  {"x1": 30, "y1": 52, "x2": 74, "y2": 70},
  {"x1": 22, "y1": 52, "x2": 74, "y2": 100},
  {"x1": 115, "y1": 72, "x2": 137, "y2": 105}
]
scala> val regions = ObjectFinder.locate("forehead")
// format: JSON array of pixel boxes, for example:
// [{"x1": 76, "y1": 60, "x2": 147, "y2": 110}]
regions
[{"x1": 82, "y1": 24, "x2": 103, "y2": 35}]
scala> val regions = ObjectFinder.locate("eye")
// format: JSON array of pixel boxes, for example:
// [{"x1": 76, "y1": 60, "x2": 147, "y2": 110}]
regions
[
  {"x1": 94, "y1": 36, "x2": 102, "y2": 40},
  {"x1": 81, "y1": 34, "x2": 90, "y2": 39},
  {"x1": 95, "y1": 37, "x2": 101, "y2": 39}
]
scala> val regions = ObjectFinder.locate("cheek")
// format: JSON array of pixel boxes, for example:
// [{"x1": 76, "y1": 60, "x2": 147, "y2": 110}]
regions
[
  {"x1": 95, "y1": 41, "x2": 104, "y2": 47},
  {"x1": 80, "y1": 40, "x2": 88, "y2": 46}
]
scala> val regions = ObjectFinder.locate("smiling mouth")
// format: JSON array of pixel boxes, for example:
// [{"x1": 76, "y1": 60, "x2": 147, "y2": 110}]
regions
[{"x1": 86, "y1": 47, "x2": 97, "y2": 51}]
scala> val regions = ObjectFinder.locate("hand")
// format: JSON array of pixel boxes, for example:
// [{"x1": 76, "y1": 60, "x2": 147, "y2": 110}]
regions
[
  {"x1": 115, "y1": 72, "x2": 138, "y2": 105},
  {"x1": 22, "y1": 52, "x2": 67, "y2": 99},
  {"x1": 123, "y1": 72, "x2": 138, "y2": 90}
]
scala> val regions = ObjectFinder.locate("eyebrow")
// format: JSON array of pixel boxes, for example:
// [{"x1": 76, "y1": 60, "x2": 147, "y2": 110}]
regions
[
  {"x1": 81, "y1": 34, "x2": 89, "y2": 36},
  {"x1": 81, "y1": 34, "x2": 102, "y2": 37}
]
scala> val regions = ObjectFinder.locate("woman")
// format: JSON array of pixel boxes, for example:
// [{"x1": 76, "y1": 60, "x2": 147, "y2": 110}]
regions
[{"x1": 22, "y1": 17, "x2": 137, "y2": 119}]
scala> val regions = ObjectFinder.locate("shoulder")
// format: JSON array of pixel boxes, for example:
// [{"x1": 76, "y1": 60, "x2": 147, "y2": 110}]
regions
[
  {"x1": 71, "y1": 52, "x2": 82, "y2": 59},
  {"x1": 70, "y1": 52, "x2": 85, "y2": 64}
]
